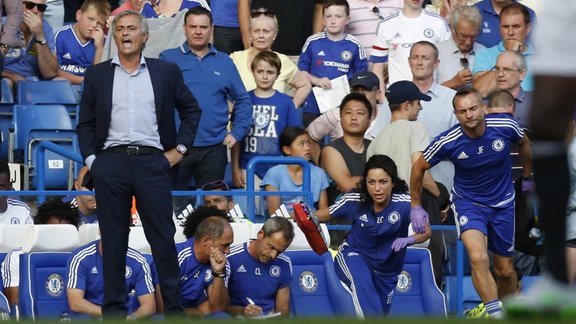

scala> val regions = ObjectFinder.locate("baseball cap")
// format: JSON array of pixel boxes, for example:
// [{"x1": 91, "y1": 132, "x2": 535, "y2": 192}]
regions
[
  {"x1": 385, "y1": 81, "x2": 432, "y2": 104},
  {"x1": 349, "y1": 71, "x2": 379, "y2": 90}
]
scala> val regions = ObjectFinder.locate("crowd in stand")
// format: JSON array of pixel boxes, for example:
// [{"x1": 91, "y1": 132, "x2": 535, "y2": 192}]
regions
[{"x1": 0, "y1": 0, "x2": 563, "y2": 320}]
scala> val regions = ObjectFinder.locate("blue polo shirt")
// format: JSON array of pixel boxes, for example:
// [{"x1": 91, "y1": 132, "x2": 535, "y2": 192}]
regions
[
  {"x1": 474, "y1": 0, "x2": 538, "y2": 48},
  {"x1": 473, "y1": 41, "x2": 534, "y2": 92},
  {"x1": 159, "y1": 43, "x2": 252, "y2": 147},
  {"x1": 4, "y1": 20, "x2": 56, "y2": 79}
]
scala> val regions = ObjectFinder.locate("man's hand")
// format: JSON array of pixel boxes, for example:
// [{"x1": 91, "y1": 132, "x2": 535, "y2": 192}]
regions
[
  {"x1": 243, "y1": 304, "x2": 263, "y2": 317},
  {"x1": 391, "y1": 237, "x2": 415, "y2": 252},
  {"x1": 163, "y1": 148, "x2": 183, "y2": 167},
  {"x1": 223, "y1": 134, "x2": 237, "y2": 149},
  {"x1": 504, "y1": 39, "x2": 523, "y2": 52},
  {"x1": 209, "y1": 246, "x2": 226, "y2": 274},
  {"x1": 410, "y1": 206, "x2": 429, "y2": 234},
  {"x1": 453, "y1": 68, "x2": 473, "y2": 86},
  {"x1": 23, "y1": 11, "x2": 44, "y2": 39},
  {"x1": 314, "y1": 77, "x2": 332, "y2": 90}
]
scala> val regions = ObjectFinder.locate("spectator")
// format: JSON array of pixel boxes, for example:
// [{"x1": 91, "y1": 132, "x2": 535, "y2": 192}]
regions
[
  {"x1": 0, "y1": 161, "x2": 31, "y2": 224},
  {"x1": 2, "y1": 0, "x2": 58, "y2": 87},
  {"x1": 238, "y1": 0, "x2": 324, "y2": 56},
  {"x1": 64, "y1": 239, "x2": 156, "y2": 320},
  {"x1": 474, "y1": 0, "x2": 537, "y2": 48},
  {"x1": 230, "y1": 8, "x2": 311, "y2": 107},
  {"x1": 140, "y1": 0, "x2": 210, "y2": 19},
  {"x1": 409, "y1": 40, "x2": 457, "y2": 191},
  {"x1": 261, "y1": 126, "x2": 329, "y2": 217},
  {"x1": 346, "y1": 0, "x2": 403, "y2": 56},
  {"x1": 473, "y1": 2, "x2": 534, "y2": 95},
  {"x1": 315, "y1": 154, "x2": 431, "y2": 318},
  {"x1": 111, "y1": 0, "x2": 144, "y2": 15},
  {"x1": 493, "y1": 50, "x2": 531, "y2": 129},
  {"x1": 231, "y1": 50, "x2": 302, "y2": 189},
  {"x1": 176, "y1": 215, "x2": 232, "y2": 316},
  {"x1": 54, "y1": 0, "x2": 110, "y2": 85},
  {"x1": 0, "y1": 0, "x2": 23, "y2": 53},
  {"x1": 159, "y1": 7, "x2": 251, "y2": 211},
  {"x1": 1, "y1": 198, "x2": 80, "y2": 307},
  {"x1": 436, "y1": 5, "x2": 485, "y2": 90},
  {"x1": 307, "y1": 71, "x2": 387, "y2": 165},
  {"x1": 370, "y1": 0, "x2": 450, "y2": 89},
  {"x1": 62, "y1": 166, "x2": 98, "y2": 224},
  {"x1": 298, "y1": 0, "x2": 367, "y2": 125},
  {"x1": 211, "y1": 0, "x2": 243, "y2": 54},
  {"x1": 201, "y1": 181, "x2": 235, "y2": 214},
  {"x1": 226, "y1": 217, "x2": 294, "y2": 317}
]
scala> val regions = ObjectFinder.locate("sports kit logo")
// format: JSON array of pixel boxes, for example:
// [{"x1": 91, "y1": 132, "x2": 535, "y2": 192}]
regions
[
  {"x1": 125, "y1": 266, "x2": 132, "y2": 279},
  {"x1": 388, "y1": 211, "x2": 400, "y2": 224},
  {"x1": 340, "y1": 50, "x2": 352, "y2": 61},
  {"x1": 270, "y1": 265, "x2": 281, "y2": 277},
  {"x1": 492, "y1": 139, "x2": 505, "y2": 152},
  {"x1": 396, "y1": 270, "x2": 412, "y2": 292},
  {"x1": 423, "y1": 28, "x2": 435, "y2": 38},
  {"x1": 459, "y1": 215, "x2": 469, "y2": 226}
]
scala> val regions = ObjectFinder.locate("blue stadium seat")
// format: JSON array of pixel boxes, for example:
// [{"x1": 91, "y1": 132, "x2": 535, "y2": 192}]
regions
[
  {"x1": 389, "y1": 247, "x2": 447, "y2": 317},
  {"x1": 16, "y1": 80, "x2": 79, "y2": 105},
  {"x1": 284, "y1": 250, "x2": 356, "y2": 317},
  {"x1": 18, "y1": 252, "x2": 71, "y2": 320},
  {"x1": 1, "y1": 79, "x2": 14, "y2": 104},
  {"x1": 10, "y1": 104, "x2": 77, "y2": 189}
]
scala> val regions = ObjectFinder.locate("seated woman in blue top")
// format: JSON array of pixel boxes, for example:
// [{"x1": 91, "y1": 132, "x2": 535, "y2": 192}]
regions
[
  {"x1": 315, "y1": 155, "x2": 431, "y2": 318},
  {"x1": 261, "y1": 127, "x2": 329, "y2": 217},
  {"x1": 141, "y1": 0, "x2": 210, "y2": 18}
]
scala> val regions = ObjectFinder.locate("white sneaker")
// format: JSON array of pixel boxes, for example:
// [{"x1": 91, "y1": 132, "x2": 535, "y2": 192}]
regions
[{"x1": 504, "y1": 275, "x2": 576, "y2": 319}]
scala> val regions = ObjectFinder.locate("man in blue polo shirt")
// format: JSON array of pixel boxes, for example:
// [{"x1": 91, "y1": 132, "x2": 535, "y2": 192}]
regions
[
  {"x1": 160, "y1": 6, "x2": 251, "y2": 213},
  {"x1": 474, "y1": 0, "x2": 537, "y2": 48}
]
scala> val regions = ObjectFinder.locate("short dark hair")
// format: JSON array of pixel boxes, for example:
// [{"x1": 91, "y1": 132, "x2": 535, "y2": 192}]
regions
[
  {"x1": 339, "y1": 92, "x2": 373, "y2": 118},
  {"x1": 359, "y1": 155, "x2": 408, "y2": 206},
  {"x1": 279, "y1": 127, "x2": 307, "y2": 156},
  {"x1": 251, "y1": 50, "x2": 282, "y2": 75},
  {"x1": 500, "y1": 3, "x2": 531, "y2": 25},
  {"x1": 323, "y1": 0, "x2": 350, "y2": 16},
  {"x1": 185, "y1": 6, "x2": 213, "y2": 25},
  {"x1": 452, "y1": 87, "x2": 483, "y2": 109},
  {"x1": 35, "y1": 198, "x2": 81, "y2": 228},
  {"x1": 183, "y1": 206, "x2": 231, "y2": 239},
  {"x1": 410, "y1": 40, "x2": 439, "y2": 60},
  {"x1": 261, "y1": 217, "x2": 295, "y2": 244}
]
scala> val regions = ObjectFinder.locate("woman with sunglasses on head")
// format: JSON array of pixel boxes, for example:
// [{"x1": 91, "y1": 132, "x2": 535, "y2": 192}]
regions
[
  {"x1": 230, "y1": 7, "x2": 311, "y2": 108},
  {"x1": 314, "y1": 154, "x2": 431, "y2": 318}
]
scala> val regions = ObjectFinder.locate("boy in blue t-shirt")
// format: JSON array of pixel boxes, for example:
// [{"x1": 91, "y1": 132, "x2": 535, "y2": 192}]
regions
[
  {"x1": 231, "y1": 50, "x2": 302, "y2": 188},
  {"x1": 298, "y1": 0, "x2": 367, "y2": 124}
]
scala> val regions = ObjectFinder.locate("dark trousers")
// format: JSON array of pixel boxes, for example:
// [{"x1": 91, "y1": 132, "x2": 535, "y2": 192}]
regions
[{"x1": 92, "y1": 150, "x2": 182, "y2": 317}]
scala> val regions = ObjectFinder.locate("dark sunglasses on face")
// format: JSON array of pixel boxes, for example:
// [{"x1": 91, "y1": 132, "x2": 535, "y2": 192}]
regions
[
  {"x1": 250, "y1": 9, "x2": 275, "y2": 18},
  {"x1": 24, "y1": 1, "x2": 48, "y2": 12}
]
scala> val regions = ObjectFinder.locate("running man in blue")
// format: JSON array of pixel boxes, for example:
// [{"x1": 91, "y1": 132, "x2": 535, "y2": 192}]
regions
[
  {"x1": 176, "y1": 213, "x2": 233, "y2": 316},
  {"x1": 226, "y1": 217, "x2": 294, "y2": 317},
  {"x1": 410, "y1": 87, "x2": 532, "y2": 318},
  {"x1": 64, "y1": 240, "x2": 156, "y2": 320},
  {"x1": 316, "y1": 155, "x2": 431, "y2": 318}
]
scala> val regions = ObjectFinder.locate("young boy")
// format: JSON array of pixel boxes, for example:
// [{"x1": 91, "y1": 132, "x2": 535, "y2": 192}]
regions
[
  {"x1": 298, "y1": 0, "x2": 367, "y2": 125},
  {"x1": 231, "y1": 50, "x2": 302, "y2": 188},
  {"x1": 54, "y1": 0, "x2": 110, "y2": 84}
]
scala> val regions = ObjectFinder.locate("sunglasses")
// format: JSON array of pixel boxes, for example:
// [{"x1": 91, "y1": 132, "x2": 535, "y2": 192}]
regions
[
  {"x1": 250, "y1": 9, "x2": 275, "y2": 18},
  {"x1": 372, "y1": 6, "x2": 383, "y2": 20},
  {"x1": 23, "y1": 1, "x2": 48, "y2": 12},
  {"x1": 201, "y1": 180, "x2": 230, "y2": 192},
  {"x1": 460, "y1": 57, "x2": 469, "y2": 69}
]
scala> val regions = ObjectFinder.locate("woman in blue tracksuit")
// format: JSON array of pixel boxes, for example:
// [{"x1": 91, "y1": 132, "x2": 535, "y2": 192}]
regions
[{"x1": 316, "y1": 154, "x2": 431, "y2": 318}]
